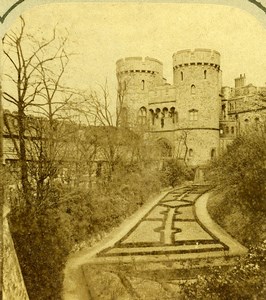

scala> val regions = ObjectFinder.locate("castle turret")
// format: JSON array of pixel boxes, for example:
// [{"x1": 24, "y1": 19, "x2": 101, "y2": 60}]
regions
[
  {"x1": 172, "y1": 49, "x2": 222, "y2": 165},
  {"x1": 116, "y1": 57, "x2": 164, "y2": 126},
  {"x1": 235, "y1": 74, "x2": 246, "y2": 88}
]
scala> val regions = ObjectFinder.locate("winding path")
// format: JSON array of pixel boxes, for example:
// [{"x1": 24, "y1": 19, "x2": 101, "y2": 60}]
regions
[{"x1": 63, "y1": 185, "x2": 247, "y2": 300}]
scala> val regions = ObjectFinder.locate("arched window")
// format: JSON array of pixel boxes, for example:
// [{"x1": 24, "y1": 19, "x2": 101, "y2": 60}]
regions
[
  {"x1": 155, "y1": 108, "x2": 161, "y2": 119},
  {"x1": 204, "y1": 70, "x2": 207, "y2": 79},
  {"x1": 181, "y1": 71, "x2": 184, "y2": 81},
  {"x1": 163, "y1": 107, "x2": 168, "y2": 115},
  {"x1": 141, "y1": 80, "x2": 145, "y2": 90},
  {"x1": 170, "y1": 107, "x2": 177, "y2": 123},
  {"x1": 191, "y1": 84, "x2": 196, "y2": 95},
  {"x1": 160, "y1": 108, "x2": 167, "y2": 128},
  {"x1": 211, "y1": 148, "x2": 216, "y2": 159},
  {"x1": 222, "y1": 104, "x2": 226, "y2": 120},
  {"x1": 225, "y1": 126, "x2": 229, "y2": 134},
  {"x1": 138, "y1": 106, "x2": 147, "y2": 125},
  {"x1": 254, "y1": 117, "x2": 260, "y2": 130},
  {"x1": 189, "y1": 149, "x2": 193, "y2": 157},
  {"x1": 189, "y1": 109, "x2": 198, "y2": 121},
  {"x1": 149, "y1": 109, "x2": 155, "y2": 125}
]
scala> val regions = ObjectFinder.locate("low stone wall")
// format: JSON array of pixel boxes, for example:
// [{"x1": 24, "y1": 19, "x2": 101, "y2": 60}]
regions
[{"x1": 3, "y1": 206, "x2": 29, "y2": 300}]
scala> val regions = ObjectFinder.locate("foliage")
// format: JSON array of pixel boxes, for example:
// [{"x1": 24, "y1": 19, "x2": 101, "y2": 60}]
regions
[
  {"x1": 3, "y1": 16, "x2": 72, "y2": 205},
  {"x1": 8, "y1": 161, "x2": 163, "y2": 299},
  {"x1": 9, "y1": 204, "x2": 72, "y2": 300},
  {"x1": 207, "y1": 191, "x2": 266, "y2": 246},
  {"x1": 181, "y1": 241, "x2": 266, "y2": 300},
  {"x1": 160, "y1": 159, "x2": 194, "y2": 187},
  {"x1": 184, "y1": 129, "x2": 266, "y2": 299},
  {"x1": 207, "y1": 130, "x2": 266, "y2": 212}
]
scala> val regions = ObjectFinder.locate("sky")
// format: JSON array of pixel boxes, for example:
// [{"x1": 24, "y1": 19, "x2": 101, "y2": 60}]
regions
[{"x1": 2, "y1": 2, "x2": 266, "y2": 109}]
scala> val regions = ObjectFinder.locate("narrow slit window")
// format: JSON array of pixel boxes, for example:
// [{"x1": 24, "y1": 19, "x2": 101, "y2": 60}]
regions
[
  {"x1": 141, "y1": 80, "x2": 145, "y2": 90},
  {"x1": 191, "y1": 84, "x2": 196, "y2": 94}
]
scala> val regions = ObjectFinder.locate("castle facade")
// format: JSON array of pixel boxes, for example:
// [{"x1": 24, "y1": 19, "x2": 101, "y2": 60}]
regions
[{"x1": 116, "y1": 49, "x2": 266, "y2": 167}]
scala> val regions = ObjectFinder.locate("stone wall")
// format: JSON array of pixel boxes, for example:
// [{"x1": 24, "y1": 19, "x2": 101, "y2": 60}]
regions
[
  {"x1": 116, "y1": 56, "x2": 164, "y2": 126},
  {"x1": 3, "y1": 206, "x2": 29, "y2": 300}
]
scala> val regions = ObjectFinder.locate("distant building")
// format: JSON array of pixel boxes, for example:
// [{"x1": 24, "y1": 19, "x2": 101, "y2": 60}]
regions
[{"x1": 116, "y1": 49, "x2": 266, "y2": 167}]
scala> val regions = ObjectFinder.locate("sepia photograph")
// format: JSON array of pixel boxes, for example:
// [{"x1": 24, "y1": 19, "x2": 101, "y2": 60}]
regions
[{"x1": 1, "y1": 1, "x2": 266, "y2": 299}]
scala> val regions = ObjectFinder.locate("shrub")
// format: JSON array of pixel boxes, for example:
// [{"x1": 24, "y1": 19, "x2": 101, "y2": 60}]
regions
[
  {"x1": 181, "y1": 241, "x2": 266, "y2": 300},
  {"x1": 160, "y1": 159, "x2": 194, "y2": 187},
  {"x1": 9, "y1": 205, "x2": 72, "y2": 300},
  {"x1": 208, "y1": 130, "x2": 266, "y2": 213},
  {"x1": 8, "y1": 162, "x2": 164, "y2": 299}
]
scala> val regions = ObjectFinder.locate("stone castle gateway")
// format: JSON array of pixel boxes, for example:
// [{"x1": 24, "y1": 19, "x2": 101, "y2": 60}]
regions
[{"x1": 116, "y1": 49, "x2": 266, "y2": 167}]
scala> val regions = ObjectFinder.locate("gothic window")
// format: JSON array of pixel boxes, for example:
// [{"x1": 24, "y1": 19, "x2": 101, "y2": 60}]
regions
[
  {"x1": 170, "y1": 107, "x2": 177, "y2": 123},
  {"x1": 189, "y1": 109, "x2": 198, "y2": 121},
  {"x1": 138, "y1": 106, "x2": 147, "y2": 125},
  {"x1": 163, "y1": 107, "x2": 168, "y2": 115},
  {"x1": 204, "y1": 70, "x2": 207, "y2": 79},
  {"x1": 191, "y1": 84, "x2": 196, "y2": 95},
  {"x1": 149, "y1": 109, "x2": 155, "y2": 125},
  {"x1": 155, "y1": 108, "x2": 161, "y2": 119}
]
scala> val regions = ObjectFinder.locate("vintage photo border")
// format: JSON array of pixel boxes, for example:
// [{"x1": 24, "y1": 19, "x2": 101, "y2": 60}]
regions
[{"x1": 0, "y1": 0, "x2": 265, "y2": 298}]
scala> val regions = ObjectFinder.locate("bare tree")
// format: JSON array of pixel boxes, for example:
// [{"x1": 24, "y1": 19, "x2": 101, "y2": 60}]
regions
[
  {"x1": 70, "y1": 82, "x2": 146, "y2": 180},
  {"x1": 3, "y1": 16, "x2": 71, "y2": 205},
  {"x1": 176, "y1": 130, "x2": 189, "y2": 165}
]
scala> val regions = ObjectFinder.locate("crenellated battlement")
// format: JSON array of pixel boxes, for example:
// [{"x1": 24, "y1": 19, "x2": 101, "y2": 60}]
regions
[
  {"x1": 173, "y1": 48, "x2": 220, "y2": 69},
  {"x1": 116, "y1": 56, "x2": 163, "y2": 75}
]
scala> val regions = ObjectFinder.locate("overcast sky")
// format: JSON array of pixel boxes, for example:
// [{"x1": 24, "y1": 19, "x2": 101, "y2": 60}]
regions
[{"x1": 2, "y1": 2, "x2": 266, "y2": 107}]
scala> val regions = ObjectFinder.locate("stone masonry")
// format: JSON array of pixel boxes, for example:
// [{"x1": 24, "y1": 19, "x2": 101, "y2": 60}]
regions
[{"x1": 116, "y1": 49, "x2": 266, "y2": 167}]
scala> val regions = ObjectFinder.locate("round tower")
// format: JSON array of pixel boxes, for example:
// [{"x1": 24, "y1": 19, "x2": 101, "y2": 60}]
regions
[
  {"x1": 172, "y1": 49, "x2": 222, "y2": 166},
  {"x1": 116, "y1": 57, "x2": 164, "y2": 127}
]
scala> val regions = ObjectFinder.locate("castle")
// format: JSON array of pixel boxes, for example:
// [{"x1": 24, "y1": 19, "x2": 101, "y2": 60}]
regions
[{"x1": 116, "y1": 49, "x2": 266, "y2": 167}]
